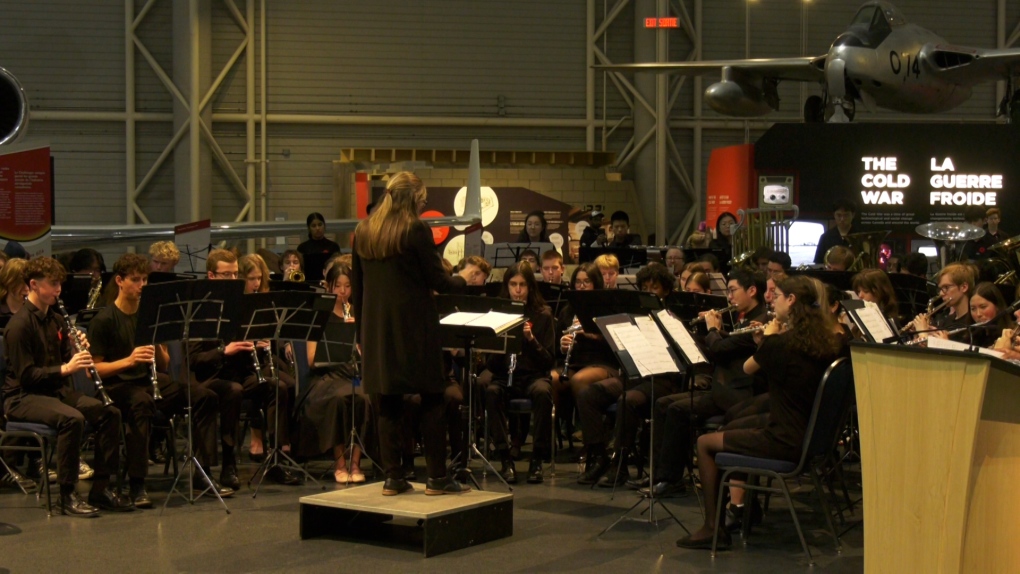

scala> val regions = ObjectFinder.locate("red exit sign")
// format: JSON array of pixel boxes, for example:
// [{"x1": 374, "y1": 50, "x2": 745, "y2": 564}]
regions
[{"x1": 645, "y1": 17, "x2": 679, "y2": 28}]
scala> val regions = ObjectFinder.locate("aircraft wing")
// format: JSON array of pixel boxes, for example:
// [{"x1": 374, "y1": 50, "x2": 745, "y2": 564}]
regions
[
  {"x1": 595, "y1": 56, "x2": 827, "y2": 83},
  {"x1": 925, "y1": 45, "x2": 1020, "y2": 85}
]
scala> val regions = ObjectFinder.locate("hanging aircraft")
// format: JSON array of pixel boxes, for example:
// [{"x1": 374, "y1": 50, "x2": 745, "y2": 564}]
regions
[{"x1": 597, "y1": 1, "x2": 1020, "y2": 123}]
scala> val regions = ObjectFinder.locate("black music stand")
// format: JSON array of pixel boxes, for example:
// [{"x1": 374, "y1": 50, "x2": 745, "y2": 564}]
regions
[
  {"x1": 236, "y1": 291, "x2": 336, "y2": 497},
  {"x1": 666, "y1": 291, "x2": 729, "y2": 323},
  {"x1": 592, "y1": 311, "x2": 689, "y2": 537},
  {"x1": 536, "y1": 282, "x2": 566, "y2": 317},
  {"x1": 578, "y1": 246, "x2": 648, "y2": 268},
  {"x1": 483, "y1": 242, "x2": 554, "y2": 268},
  {"x1": 137, "y1": 279, "x2": 245, "y2": 514},
  {"x1": 436, "y1": 295, "x2": 525, "y2": 491}
]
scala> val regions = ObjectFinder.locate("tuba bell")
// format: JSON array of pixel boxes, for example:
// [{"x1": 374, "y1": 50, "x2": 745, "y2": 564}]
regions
[{"x1": 0, "y1": 67, "x2": 29, "y2": 147}]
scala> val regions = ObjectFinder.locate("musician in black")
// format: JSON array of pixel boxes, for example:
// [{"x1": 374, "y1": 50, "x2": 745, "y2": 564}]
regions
[
  {"x1": 483, "y1": 262, "x2": 556, "y2": 484},
  {"x1": 813, "y1": 199, "x2": 857, "y2": 264},
  {"x1": 644, "y1": 268, "x2": 768, "y2": 498},
  {"x1": 539, "y1": 249, "x2": 567, "y2": 286},
  {"x1": 912, "y1": 262, "x2": 974, "y2": 341},
  {"x1": 89, "y1": 253, "x2": 227, "y2": 504},
  {"x1": 2, "y1": 257, "x2": 129, "y2": 515},
  {"x1": 189, "y1": 249, "x2": 299, "y2": 490}
]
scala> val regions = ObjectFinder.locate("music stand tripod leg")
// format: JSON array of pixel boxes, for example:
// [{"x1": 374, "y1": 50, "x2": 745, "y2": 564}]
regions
[
  {"x1": 463, "y1": 345, "x2": 512, "y2": 492},
  {"x1": 251, "y1": 366, "x2": 320, "y2": 498}
]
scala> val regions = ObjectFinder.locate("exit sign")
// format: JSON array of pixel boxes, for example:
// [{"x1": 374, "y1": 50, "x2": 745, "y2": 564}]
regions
[{"x1": 644, "y1": 17, "x2": 679, "y2": 28}]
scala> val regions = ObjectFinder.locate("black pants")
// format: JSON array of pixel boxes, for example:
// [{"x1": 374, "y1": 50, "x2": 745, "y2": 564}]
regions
[
  {"x1": 198, "y1": 378, "x2": 243, "y2": 464},
  {"x1": 484, "y1": 375, "x2": 554, "y2": 461},
  {"x1": 576, "y1": 375, "x2": 623, "y2": 448},
  {"x1": 107, "y1": 381, "x2": 154, "y2": 480},
  {"x1": 4, "y1": 390, "x2": 121, "y2": 486},
  {"x1": 376, "y1": 392, "x2": 447, "y2": 481},
  {"x1": 153, "y1": 372, "x2": 219, "y2": 469},
  {"x1": 617, "y1": 376, "x2": 682, "y2": 456}
]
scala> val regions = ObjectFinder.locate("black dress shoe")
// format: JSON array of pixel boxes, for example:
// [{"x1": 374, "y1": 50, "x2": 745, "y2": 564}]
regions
[
  {"x1": 425, "y1": 475, "x2": 470, "y2": 495},
  {"x1": 381, "y1": 478, "x2": 413, "y2": 496},
  {"x1": 193, "y1": 475, "x2": 235, "y2": 498},
  {"x1": 266, "y1": 465, "x2": 302, "y2": 486},
  {"x1": 725, "y1": 499, "x2": 763, "y2": 532},
  {"x1": 639, "y1": 480, "x2": 688, "y2": 498},
  {"x1": 129, "y1": 485, "x2": 152, "y2": 509},
  {"x1": 88, "y1": 488, "x2": 135, "y2": 512},
  {"x1": 597, "y1": 465, "x2": 630, "y2": 488},
  {"x1": 526, "y1": 460, "x2": 543, "y2": 484},
  {"x1": 577, "y1": 455, "x2": 611, "y2": 485},
  {"x1": 219, "y1": 466, "x2": 241, "y2": 491},
  {"x1": 60, "y1": 491, "x2": 99, "y2": 517},
  {"x1": 626, "y1": 475, "x2": 651, "y2": 490},
  {"x1": 500, "y1": 458, "x2": 517, "y2": 484},
  {"x1": 676, "y1": 528, "x2": 731, "y2": 550}
]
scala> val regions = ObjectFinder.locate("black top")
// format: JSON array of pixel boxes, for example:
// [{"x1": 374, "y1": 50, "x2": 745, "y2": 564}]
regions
[
  {"x1": 298, "y1": 237, "x2": 341, "y2": 282},
  {"x1": 188, "y1": 340, "x2": 257, "y2": 383},
  {"x1": 814, "y1": 225, "x2": 856, "y2": 264},
  {"x1": 609, "y1": 233, "x2": 643, "y2": 247},
  {"x1": 753, "y1": 333, "x2": 842, "y2": 454},
  {"x1": 486, "y1": 305, "x2": 555, "y2": 384},
  {"x1": 88, "y1": 304, "x2": 147, "y2": 384},
  {"x1": 701, "y1": 303, "x2": 769, "y2": 392},
  {"x1": 556, "y1": 302, "x2": 618, "y2": 369},
  {"x1": 351, "y1": 220, "x2": 466, "y2": 395},
  {"x1": 3, "y1": 301, "x2": 74, "y2": 397}
]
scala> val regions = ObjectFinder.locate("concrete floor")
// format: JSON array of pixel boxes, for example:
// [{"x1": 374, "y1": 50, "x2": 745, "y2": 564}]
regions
[{"x1": 0, "y1": 455, "x2": 863, "y2": 574}]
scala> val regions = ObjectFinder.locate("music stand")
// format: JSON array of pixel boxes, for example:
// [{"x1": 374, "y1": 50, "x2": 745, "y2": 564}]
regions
[
  {"x1": 483, "y1": 242, "x2": 554, "y2": 268},
  {"x1": 236, "y1": 291, "x2": 336, "y2": 497},
  {"x1": 536, "y1": 281, "x2": 566, "y2": 317},
  {"x1": 60, "y1": 273, "x2": 100, "y2": 317},
  {"x1": 137, "y1": 279, "x2": 245, "y2": 514},
  {"x1": 593, "y1": 311, "x2": 689, "y2": 537},
  {"x1": 578, "y1": 246, "x2": 647, "y2": 268},
  {"x1": 436, "y1": 295, "x2": 525, "y2": 491}
]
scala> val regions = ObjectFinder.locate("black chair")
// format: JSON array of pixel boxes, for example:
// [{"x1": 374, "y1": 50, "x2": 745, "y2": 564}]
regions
[{"x1": 710, "y1": 357, "x2": 856, "y2": 564}]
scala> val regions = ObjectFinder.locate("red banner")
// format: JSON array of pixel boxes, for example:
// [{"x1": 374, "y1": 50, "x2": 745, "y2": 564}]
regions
[{"x1": 0, "y1": 145, "x2": 52, "y2": 243}]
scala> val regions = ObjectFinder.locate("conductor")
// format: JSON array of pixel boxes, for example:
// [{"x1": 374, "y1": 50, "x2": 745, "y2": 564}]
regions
[{"x1": 351, "y1": 171, "x2": 482, "y2": 496}]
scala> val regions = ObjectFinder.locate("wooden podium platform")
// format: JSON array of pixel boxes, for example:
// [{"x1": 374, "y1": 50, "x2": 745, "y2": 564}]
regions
[
  {"x1": 851, "y1": 343, "x2": 1020, "y2": 573},
  {"x1": 299, "y1": 483, "x2": 513, "y2": 557}
]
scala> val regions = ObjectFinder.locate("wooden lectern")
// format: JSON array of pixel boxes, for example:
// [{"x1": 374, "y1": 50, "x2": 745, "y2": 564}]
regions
[{"x1": 851, "y1": 342, "x2": 1020, "y2": 573}]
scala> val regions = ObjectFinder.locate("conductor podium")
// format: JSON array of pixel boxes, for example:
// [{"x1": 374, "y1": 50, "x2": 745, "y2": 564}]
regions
[{"x1": 851, "y1": 343, "x2": 1020, "y2": 573}]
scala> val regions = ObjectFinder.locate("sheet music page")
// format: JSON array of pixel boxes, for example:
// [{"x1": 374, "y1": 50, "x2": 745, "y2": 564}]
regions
[
  {"x1": 854, "y1": 306, "x2": 895, "y2": 343},
  {"x1": 926, "y1": 336, "x2": 1005, "y2": 358},
  {"x1": 634, "y1": 316, "x2": 669, "y2": 348},
  {"x1": 466, "y1": 311, "x2": 523, "y2": 332},
  {"x1": 607, "y1": 323, "x2": 680, "y2": 377},
  {"x1": 440, "y1": 312, "x2": 484, "y2": 326},
  {"x1": 656, "y1": 309, "x2": 708, "y2": 365}
]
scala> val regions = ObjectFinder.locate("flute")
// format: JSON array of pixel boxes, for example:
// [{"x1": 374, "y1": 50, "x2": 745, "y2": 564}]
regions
[
  {"x1": 729, "y1": 313, "x2": 778, "y2": 336},
  {"x1": 690, "y1": 305, "x2": 739, "y2": 325},
  {"x1": 56, "y1": 298, "x2": 113, "y2": 407}
]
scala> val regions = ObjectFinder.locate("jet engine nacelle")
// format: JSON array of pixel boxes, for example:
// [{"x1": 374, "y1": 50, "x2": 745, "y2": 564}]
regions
[{"x1": 704, "y1": 69, "x2": 774, "y2": 117}]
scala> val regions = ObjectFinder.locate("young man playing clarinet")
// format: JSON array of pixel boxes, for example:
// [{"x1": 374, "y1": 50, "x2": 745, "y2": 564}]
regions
[
  {"x1": 89, "y1": 253, "x2": 230, "y2": 504},
  {"x1": 2, "y1": 257, "x2": 131, "y2": 516}
]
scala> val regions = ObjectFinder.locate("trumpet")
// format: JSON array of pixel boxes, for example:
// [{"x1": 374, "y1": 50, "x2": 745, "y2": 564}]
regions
[
  {"x1": 729, "y1": 312, "x2": 778, "y2": 336},
  {"x1": 56, "y1": 298, "x2": 113, "y2": 407},
  {"x1": 690, "y1": 305, "x2": 739, "y2": 325},
  {"x1": 284, "y1": 268, "x2": 305, "y2": 282}
]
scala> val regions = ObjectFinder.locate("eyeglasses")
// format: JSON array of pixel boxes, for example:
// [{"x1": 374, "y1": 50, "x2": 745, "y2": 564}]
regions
[
  {"x1": 937, "y1": 283, "x2": 957, "y2": 294},
  {"x1": 212, "y1": 271, "x2": 239, "y2": 279},
  {"x1": 575, "y1": 278, "x2": 593, "y2": 287},
  {"x1": 727, "y1": 287, "x2": 744, "y2": 295}
]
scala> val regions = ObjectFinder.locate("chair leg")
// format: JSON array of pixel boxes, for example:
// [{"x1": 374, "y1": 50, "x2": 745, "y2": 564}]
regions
[
  {"x1": 777, "y1": 477, "x2": 813, "y2": 564},
  {"x1": 810, "y1": 466, "x2": 842, "y2": 552},
  {"x1": 549, "y1": 404, "x2": 556, "y2": 478},
  {"x1": 40, "y1": 438, "x2": 52, "y2": 517},
  {"x1": 712, "y1": 469, "x2": 734, "y2": 558}
]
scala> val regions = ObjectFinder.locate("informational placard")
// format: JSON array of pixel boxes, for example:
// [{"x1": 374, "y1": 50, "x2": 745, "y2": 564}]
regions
[{"x1": 0, "y1": 144, "x2": 53, "y2": 257}]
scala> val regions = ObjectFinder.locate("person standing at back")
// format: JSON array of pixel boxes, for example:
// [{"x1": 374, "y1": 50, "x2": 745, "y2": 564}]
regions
[{"x1": 298, "y1": 212, "x2": 341, "y2": 282}]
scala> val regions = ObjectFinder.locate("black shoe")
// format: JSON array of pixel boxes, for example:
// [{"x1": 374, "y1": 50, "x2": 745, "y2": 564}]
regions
[
  {"x1": 129, "y1": 485, "x2": 152, "y2": 509},
  {"x1": 381, "y1": 478, "x2": 413, "y2": 496},
  {"x1": 676, "y1": 528, "x2": 731, "y2": 550},
  {"x1": 526, "y1": 460, "x2": 543, "y2": 484},
  {"x1": 193, "y1": 474, "x2": 235, "y2": 498},
  {"x1": 625, "y1": 475, "x2": 651, "y2": 490},
  {"x1": 577, "y1": 455, "x2": 611, "y2": 485},
  {"x1": 597, "y1": 465, "x2": 631, "y2": 488},
  {"x1": 425, "y1": 475, "x2": 470, "y2": 495},
  {"x1": 639, "y1": 480, "x2": 688, "y2": 498},
  {"x1": 725, "y1": 499, "x2": 763, "y2": 532},
  {"x1": 500, "y1": 458, "x2": 517, "y2": 484},
  {"x1": 88, "y1": 488, "x2": 135, "y2": 512},
  {"x1": 219, "y1": 466, "x2": 241, "y2": 491},
  {"x1": 248, "y1": 451, "x2": 266, "y2": 463},
  {"x1": 0, "y1": 468, "x2": 36, "y2": 492},
  {"x1": 59, "y1": 490, "x2": 99, "y2": 517},
  {"x1": 266, "y1": 465, "x2": 302, "y2": 486},
  {"x1": 509, "y1": 444, "x2": 523, "y2": 461}
]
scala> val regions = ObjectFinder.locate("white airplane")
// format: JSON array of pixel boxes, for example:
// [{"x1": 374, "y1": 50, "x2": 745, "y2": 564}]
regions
[{"x1": 598, "y1": 1, "x2": 1020, "y2": 123}]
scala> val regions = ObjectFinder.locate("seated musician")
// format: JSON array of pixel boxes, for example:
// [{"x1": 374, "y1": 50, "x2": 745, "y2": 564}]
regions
[
  {"x1": 766, "y1": 251, "x2": 791, "y2": 281},
  {"x1": 539, "y1": 249, "x2": 567, "y2": 286},
  {"x1": 900, "y1": 252, "x2": 930, "y2": 278},
  {"x1": 280, "y1": 249, "x2": 304, "y2": 281},
  {"x1": 3, "y1": 257, "x2": 128, "y2": 515},
  {"x1": 148, "y1": 240, "x2": 180, "y2": 273},
  {"x1": 665, "y1": 247, "x2": 684, "y2": 279},
  {"x1": 595, "y1": 263, "x2": 684, "y2": 488},
  {"x1": 0, "y1": 258, "x2": 28, "y2": 319},
  {"x1": 189, "y1": 249, "x2": 299, "y2": 490},
  {"x1": 677, "y1": 275, "x2": 846, "y2": 550},
  {"x1": 644, "y1": 269, "x2": 768, "y2": 498},
  {"x1": 482, "y1": 262, "x2": 555, "y2": 485},
  {"x1": 293, "y1": 262, "x2": 372, "y2": 484},
  {"x1": 677, "y1": 262, "x2": 702, "y2": 292},
  {"x1": 852, "y1": 268, "x2": 902, "y2": 327},
  {"x1": 518, "y1": 249, "x2": 539, "y2": 270},
  {"x1": 823, "y1": 245, "x2": 855, "y2": 272},
  {"x1": 604, "y1": 210, "x2": 642, "y2": 247},
  {"x1": 594, "y1": 253, "x2": 620, "y2": 289},
  {"x1": 929, "y1": 281, "x2": 1014, "y2": 348},
  {"x1": 911, "y1": 262, "x2": 975, "y2": 341},
  {"x1": 456, "y1": 255, "x2": 491, "y2": 286},
  {"x1": 89, "y1": 254, "x2": 227, "y2": 504},
  {"x1": 684, "y1": 271, "x2": 711, "y2": 294}
]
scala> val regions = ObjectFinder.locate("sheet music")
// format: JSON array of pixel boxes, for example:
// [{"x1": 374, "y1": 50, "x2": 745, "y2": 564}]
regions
[
  {"x1": 655, "y1": 309, "x2": 708, "y2": 365},
  {"x1": 606, "y1": 323, "x2": 680, "y2": 378},
  {"x1": 926, "y1": 336, "x2": 1005, "y2": 358},
  {"x1": 634, "y1": 316, "x2": 669, "y2": 348},
  {"x1": 854, "y1": 305, "x2": 895, "y2": 343},
  {"x1": 440, "y1": 311, "x2": 523, "y2": 333}
]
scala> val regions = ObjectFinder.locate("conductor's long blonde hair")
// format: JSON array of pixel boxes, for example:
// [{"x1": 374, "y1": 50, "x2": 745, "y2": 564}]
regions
[{"x1": 354, "y1": 171, "x2": 427, "y2": 260}]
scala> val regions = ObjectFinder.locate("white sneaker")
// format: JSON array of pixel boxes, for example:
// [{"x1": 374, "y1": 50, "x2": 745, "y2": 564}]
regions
[{"x1": 78, "y1": 460, "x2": 94, "y2": 480}]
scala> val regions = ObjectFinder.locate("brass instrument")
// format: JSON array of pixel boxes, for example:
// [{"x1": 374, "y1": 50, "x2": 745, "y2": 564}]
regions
[
  {"x1": 902, "y1": 296, "x2": 952, "y2": 333},
  {"x1": 729, "y1": 312, "x2": 777, "y2": 336},
  {"x1": 284, "y1": 269, "x2": 305, "y2": 283},
  {"x1": 988, "y1": 234, "x2": 1020, "y2": 286},
  {"x1": 730, "y1": 206, "x2": 799, "y2": 270},
  {"x1": 844, "y1": 231, "x2": 891, "y2": 271},
  {"x1": 86, "y1": 275, "x2": 103, "y2": 309},
  {"x1": 56, "y1": 298, "x2": 113, "y2": 406},
  {"x1": 690, "y1": 304, "x2": 739, "y2": 325}
]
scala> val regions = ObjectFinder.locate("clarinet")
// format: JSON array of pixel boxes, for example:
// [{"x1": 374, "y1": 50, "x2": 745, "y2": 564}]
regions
[
  {"x1": 251, "y1": 342, "x2": 268, "y2": 385},
  {"x1": 506, "y1": 353, "x2": 517, "y2": 388},
  {"x1": 56, "y1": 298, "x2": 113, "y2": 407},
  {"x1": 149, "y1": 352, "x2": 163, "y2": 401},
  {"x1": 561, "y1": 323, "x2": 583, "y2": 377}
]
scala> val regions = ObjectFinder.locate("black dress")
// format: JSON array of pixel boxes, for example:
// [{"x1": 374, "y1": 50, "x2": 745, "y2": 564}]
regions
[
  {"x1": 351, "y1": 220, "x2": 466, "y2": 395},
  {"x1": 723, "y1": 333, "x2": 839, "y2": 463},
  {"x1": 297, "y1": 237, "x2": 341, "y2": 282}
]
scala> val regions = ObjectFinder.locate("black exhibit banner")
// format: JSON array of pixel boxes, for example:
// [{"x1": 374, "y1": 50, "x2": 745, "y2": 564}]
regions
[{"x1": 754, "y1": 124, "x2": 1020, "y2": 231}]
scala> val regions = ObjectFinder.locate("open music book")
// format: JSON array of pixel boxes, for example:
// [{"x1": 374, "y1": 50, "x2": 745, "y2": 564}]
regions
[{"x1": 440, "y1": 311, "x2": 523, "y2": 334}]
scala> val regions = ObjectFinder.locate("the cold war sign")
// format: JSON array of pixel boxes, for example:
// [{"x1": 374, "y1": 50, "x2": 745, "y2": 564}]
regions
[{"x1": 754, "y1": 124, "x2": 1020, "y2": 232}]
